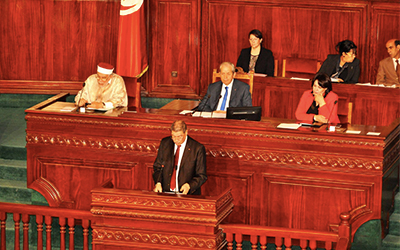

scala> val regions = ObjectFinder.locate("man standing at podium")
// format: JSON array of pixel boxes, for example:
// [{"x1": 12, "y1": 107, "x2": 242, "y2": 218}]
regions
[{"x1": 153, "y1": 120, "x2": 207, "y2": 195}]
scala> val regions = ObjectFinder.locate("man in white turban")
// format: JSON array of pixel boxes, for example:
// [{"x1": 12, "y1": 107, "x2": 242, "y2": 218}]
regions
[{"x1": 75, "y1": 62, "x2": 128, "y2": 109}]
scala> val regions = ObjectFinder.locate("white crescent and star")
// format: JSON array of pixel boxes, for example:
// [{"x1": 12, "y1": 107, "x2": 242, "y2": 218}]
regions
[{"x1": 120, "y1": 0, "x2": 143, "y2": 16}]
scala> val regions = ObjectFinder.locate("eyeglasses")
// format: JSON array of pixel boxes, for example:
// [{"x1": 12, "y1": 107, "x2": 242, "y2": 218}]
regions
[
  {"x1": 249, "y1": 38, "x2": 260, "y2": 42},
  {"x1": 95, "y1": 74, "x2": 111, "y2": 82}
]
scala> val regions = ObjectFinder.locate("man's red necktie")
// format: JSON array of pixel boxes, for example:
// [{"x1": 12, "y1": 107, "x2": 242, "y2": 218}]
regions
[{"x1": 170, "y1": 145, "x2": 180, "y2": 191}]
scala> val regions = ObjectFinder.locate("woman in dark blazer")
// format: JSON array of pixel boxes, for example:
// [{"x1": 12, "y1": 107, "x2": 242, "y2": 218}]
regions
[
  {"x1": 236, "y1": 29, "x2": 274, "y2": 76},
  {"x1": 317, "y1": 40, "x2": 360, "y2": 83}
]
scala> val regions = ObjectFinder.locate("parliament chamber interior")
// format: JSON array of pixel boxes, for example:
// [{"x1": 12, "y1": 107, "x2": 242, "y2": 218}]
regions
[{"x1": 0, "y1": 0, "x2": 399, "y2": 249}]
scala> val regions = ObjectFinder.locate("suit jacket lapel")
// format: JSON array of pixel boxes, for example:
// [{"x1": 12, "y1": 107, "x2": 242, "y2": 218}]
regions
[
  {"x1": 180, "y1": 137, "x2": 191, "y2": 170},
  {"x1": 229, "y1": 80, "x2": 238, "y2": 106}
]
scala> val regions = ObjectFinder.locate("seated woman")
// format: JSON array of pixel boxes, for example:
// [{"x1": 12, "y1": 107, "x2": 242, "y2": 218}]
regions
[
  {"x1": 317, "y1": 40, "x2": 360, "y2": 83},
  {"x1": 236, "y1": 29, "x2": 274, "y2": 76},
  {"x1": 295, "y1": 73, "x2": 340, "y2": 124}
]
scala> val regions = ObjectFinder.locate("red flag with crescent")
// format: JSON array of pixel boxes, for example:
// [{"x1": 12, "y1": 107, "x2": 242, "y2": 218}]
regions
[{"x1": 116, "y1": 0, "x2": 148, "y2": 78}]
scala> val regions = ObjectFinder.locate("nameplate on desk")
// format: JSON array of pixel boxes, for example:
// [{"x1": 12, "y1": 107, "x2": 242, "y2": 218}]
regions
[{"x1": 192, "y1": 112, "x2": 226, "y2": 118}]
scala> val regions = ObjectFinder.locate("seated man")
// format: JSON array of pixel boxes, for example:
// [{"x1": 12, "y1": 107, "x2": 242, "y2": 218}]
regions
[
  {"x1": 153, "y1": 120, "x2": 207, "y2": 195},
  {"x1": 197, "y1": 62, "x2": 252, "y2": 112},
  {"x1": 75, "y1": 62, "x2": 128, "y2": 109},
  {"x1": 376, "y1": 39, "x2": 400, "y2": 87}
]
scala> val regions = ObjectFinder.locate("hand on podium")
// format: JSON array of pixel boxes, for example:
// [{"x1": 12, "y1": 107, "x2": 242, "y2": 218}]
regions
[
  {"x1": 180, "y1": 183, "x2": 190, "y2": 194},
  {"x1": 153, "y1": 183, "x2": 162, "y2": 193}
]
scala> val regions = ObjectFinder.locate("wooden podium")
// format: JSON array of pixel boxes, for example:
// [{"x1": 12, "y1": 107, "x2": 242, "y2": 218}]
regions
[{"x1": 90, "y1": 188, "x2": 234, "y2": 249}]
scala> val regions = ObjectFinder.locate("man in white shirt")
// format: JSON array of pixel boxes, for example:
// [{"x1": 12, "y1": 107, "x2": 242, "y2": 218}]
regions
[
  {"x1": 75, "y1": 62, "x2": 128, "y2": 109},
  {"x1": 376, "y1": 39, "x2": 400, "y2": 87}
]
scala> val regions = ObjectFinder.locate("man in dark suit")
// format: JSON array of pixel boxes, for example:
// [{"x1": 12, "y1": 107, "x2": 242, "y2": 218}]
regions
[
  {"x1": 153, "y1": 120, "x2": 207, "y2": 195},
  {"x1": 197, "y1": 62, "x2": 252, "y2": 112},
  {"x1": 376, "y1": 39, "x2": 400, "y2": 87}
]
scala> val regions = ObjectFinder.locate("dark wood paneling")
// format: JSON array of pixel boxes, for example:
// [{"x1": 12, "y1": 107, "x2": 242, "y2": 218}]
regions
[
  {"x1": 369, "y1": 2, "x2": 400, "y2": 84},
  {"x1": 0, "y1": 0, "x2": 119, "y2": 82},
  {"x1": 1, "y1": 0, "x2": 399, "y2": 102},
  {"x1": 148, "y1": 0, "x2": 200, "y2": 98},
  {"x1": 201, "y1": 0, "x2": 368, "y2": 91}
]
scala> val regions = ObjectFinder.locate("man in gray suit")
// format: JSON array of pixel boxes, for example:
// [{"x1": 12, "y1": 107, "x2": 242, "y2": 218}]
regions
[
  {"x1": 376, "y1": 39, "x2": 400, "y2": 87},
  {"x1": 198, "y1": 62, "x2": 252, "y2": 112}
]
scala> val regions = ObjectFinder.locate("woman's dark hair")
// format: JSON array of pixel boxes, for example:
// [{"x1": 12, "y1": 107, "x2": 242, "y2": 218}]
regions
[
  {"x1": 312, "y1": 73, "x2": 332, "y2": 93},
  {"x1": 249, "y1": 29, "x2": 263, "y2": 40},
  {"x1": 335, "y1": 40, "x2": 357, "y2": 55}
]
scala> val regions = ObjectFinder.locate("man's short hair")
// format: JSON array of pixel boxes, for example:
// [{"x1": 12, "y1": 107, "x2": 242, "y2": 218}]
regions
[
  {"x1": 171, "y1": 120, "x2": 187, "y2": 133},
  {"x1": 395, "y1": 40, "x2": 400, "y2": 47},
  {"x1": 219, "y1": 62, "x2": 235, "y2": 74}
]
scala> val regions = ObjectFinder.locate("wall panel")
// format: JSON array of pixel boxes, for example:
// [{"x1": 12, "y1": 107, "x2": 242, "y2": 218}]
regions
[
  {"x1": 148, "y1": 0, "x2": 200, "y2": 98},
  {"x1": 0, "y1": 0, "x2": 119, "y2": 82},
  {"x1": 369, "y1": 2, "x2": 400, "y2": 84},
  {"x1": 201, "y1": 0, "x2": 368, "y2": 90}
]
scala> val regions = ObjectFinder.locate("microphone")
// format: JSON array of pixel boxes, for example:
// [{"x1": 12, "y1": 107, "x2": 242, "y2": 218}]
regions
[
  {"x1": 326, "y1": 100, "x2": 338, "y2": 130},
  {"x1": 76, "y1": 82, "x2": 86, "y2": 107},
  {"x1": 198, "y1": 94, "x2": 211, "y2": 117}
]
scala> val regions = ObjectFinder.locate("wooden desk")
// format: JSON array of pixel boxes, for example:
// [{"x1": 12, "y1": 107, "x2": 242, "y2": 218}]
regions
[
  {"x1": 91, "y1": 188, "x2": 233, "y2": 249},
  {"x1": 160, "y1": 99, "x2": 199, "y2": 110},
  {"x1": 25, "y1": 95, "x2": 399, "y2": 239},
  {"x1": 252, "y1": 77, "x2": 400, "y2": 126}
]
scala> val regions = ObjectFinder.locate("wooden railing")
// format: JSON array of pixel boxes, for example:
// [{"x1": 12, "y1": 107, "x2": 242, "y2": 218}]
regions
[
  {"x1": 222, "y1": 212, "x2": 351, "y2": 250},
  {"x1": 0, "y1": 202, "x2": 93, "y2": 250},
  {"x1": 0, "y1": 200, "x2": 373, "y2": 250}
]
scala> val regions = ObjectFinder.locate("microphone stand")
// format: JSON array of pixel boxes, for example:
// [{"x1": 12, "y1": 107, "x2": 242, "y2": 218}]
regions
[
  {"x1": 76, "y1": 82, "x2": 86, "y2": 112},
  {"x1": 199, "y1": 94, "x2": 211, "y2": 117},
  {"x1": 326, "y1": 100, "x2": 338, "y2": 131}
]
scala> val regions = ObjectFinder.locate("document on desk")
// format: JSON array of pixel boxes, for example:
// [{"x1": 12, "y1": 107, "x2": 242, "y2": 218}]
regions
[
  {"x1": 276, "y1": 123, "x2": 301, "y2": 129},
  {"x1": 290, "y1": 77, "x2": 310, "y2": 81},
  {"x1": 192, "y1": 112, "x2": 212, "y2": 118},
  {"x1": 355, "y1": 83, "x2": 396, "y2": 88},
  {"x1": 86, "y1": 107, "x2": 113, "y2": 112},
  {"x1": 345, "y1": 130, "x2": 361, "y2": 134},
  {"x1": 192, "y1": 112, "x2": 226, "y2": 118},
  {"x1": 60, "y1": 106, "x2": 77, "y2": 112},
  {"x1": 179, "y1": 110, "x2": 194, "y2": 115}
]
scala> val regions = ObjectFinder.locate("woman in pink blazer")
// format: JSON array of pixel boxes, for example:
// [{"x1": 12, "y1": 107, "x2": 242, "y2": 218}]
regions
[{"x1": 295, "y1": 73, "x2": 340, "y2": 124}]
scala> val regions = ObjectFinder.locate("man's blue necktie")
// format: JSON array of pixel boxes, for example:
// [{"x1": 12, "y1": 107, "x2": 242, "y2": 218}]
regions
[{"x1": 220, "y1": 86, "x2": 228, "y2": 111}]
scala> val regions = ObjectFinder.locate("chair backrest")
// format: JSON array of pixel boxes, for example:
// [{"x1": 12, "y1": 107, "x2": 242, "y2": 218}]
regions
[
  {"x1": 337, "y1": 97, "x2": 353, "y2": 124},
  {"x1": 274, "y1": 59, "x2": 278, "y2": 77},
  {"x1": 124, "y1": 77, "x2": 142, "y2": 108},
  {"x1": 212, "y1": 69, "x2": 254, "y2": 94},
  {"x1": 282, "y1": 58, "x2": 321, "y2": 79}
]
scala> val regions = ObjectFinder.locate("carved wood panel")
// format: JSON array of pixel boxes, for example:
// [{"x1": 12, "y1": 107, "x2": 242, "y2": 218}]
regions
[
  {"x1": 148, "y1": 0, "x2": 200, "y2": 98},
  {"x1": 28, "y1": 153, "x2": 137, "y2": 209},
  {"x1": 261, "y1": 170, "x2": 376, "y2": 229},
  {"x1": 203, "y1": 167, "x2": 254, "y2": 224},
  {"x1": 369, "y1": 2, "x2": 400, "y2": 84},
  {"x1": 0, "y1": 0, "x2": 119, "y2": 82}
]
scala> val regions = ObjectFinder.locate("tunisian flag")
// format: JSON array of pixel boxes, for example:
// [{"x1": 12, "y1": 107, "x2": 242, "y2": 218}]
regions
[{"x1": 116, "y1": 0, "x2": 148, "y2": 78}]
